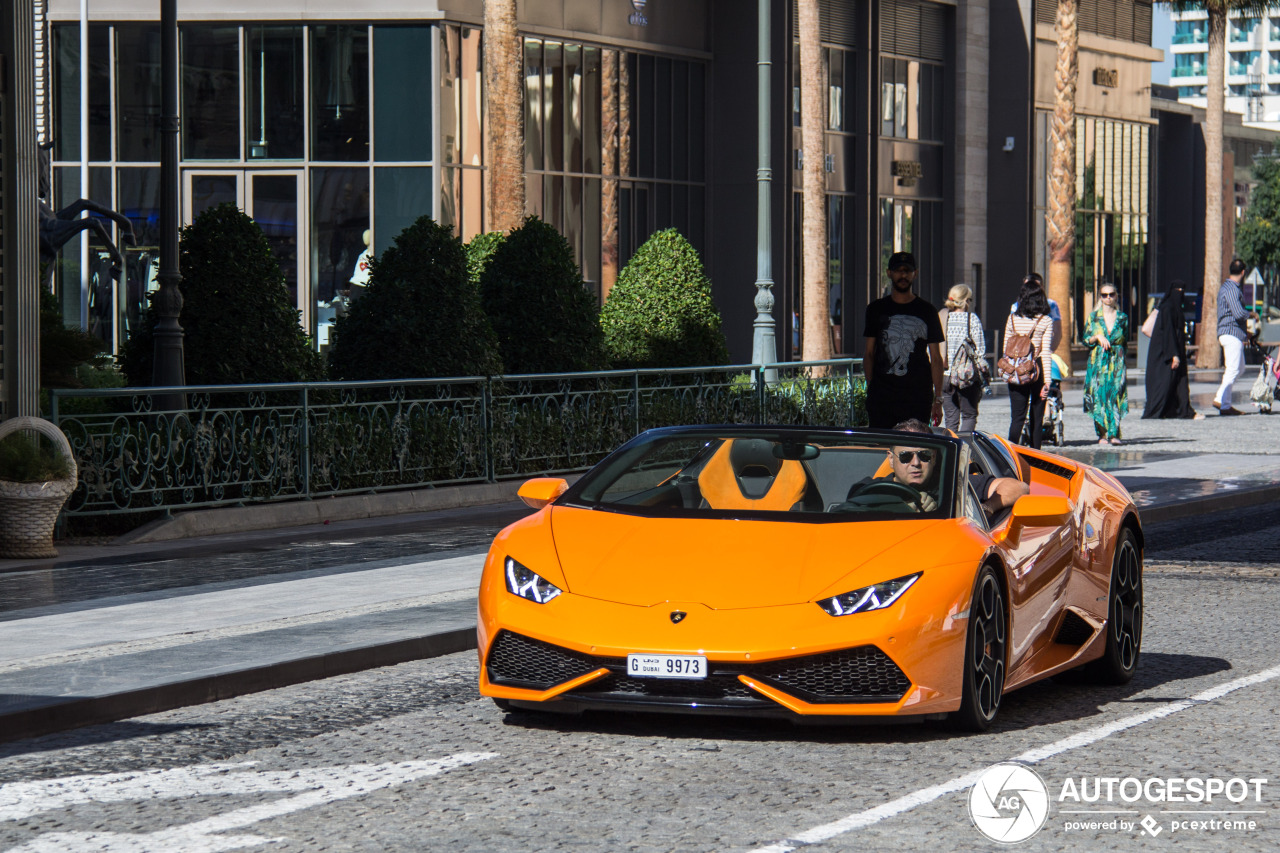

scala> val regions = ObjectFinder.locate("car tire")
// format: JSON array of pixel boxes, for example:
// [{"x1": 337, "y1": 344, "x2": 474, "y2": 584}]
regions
[
  {"x1": 493, "y1": 698, "x2": 514, "y2": 712},
  {"x1": 1085, "y1": 527, "x2": 1142, "y2": 684},
  {"x1": 950, "y1": 565, "x2": 1007, "y2": 732}
]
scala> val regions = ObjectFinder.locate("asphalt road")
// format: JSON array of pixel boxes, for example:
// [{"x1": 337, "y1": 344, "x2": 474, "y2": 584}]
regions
[{"x1": 2, "y1": 508, "x2": 1278, "y2": 852}]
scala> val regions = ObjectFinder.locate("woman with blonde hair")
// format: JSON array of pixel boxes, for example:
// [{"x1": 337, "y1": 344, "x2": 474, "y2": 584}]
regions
[{"x1": 938, "y1": 283, "x2": 987, "y2": 432}]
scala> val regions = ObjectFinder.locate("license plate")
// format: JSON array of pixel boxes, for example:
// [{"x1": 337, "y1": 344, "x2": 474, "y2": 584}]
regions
[{"x1": 626, "y1": 653, "x2": 708, "y2": 679}]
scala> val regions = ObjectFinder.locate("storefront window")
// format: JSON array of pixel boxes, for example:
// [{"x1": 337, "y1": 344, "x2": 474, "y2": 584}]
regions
[
  {"x1": 116, "y1": 26, "x2": 162, "y2": 162},
  {"x1": 374, "y1": 27, "x2": 432, "y2": 162},
  {"x1": 373, "y1": 167, "x2": 431, "y2": 255},
  {"x1": 52, "y1": 24, "x2": 111, "y2": 161},
  {"x1": 247, "y1": 27, "x2": 304, "y2": 160},
  {"x1": 311, "y1": 26, "x2": 370, "y2": 161},
  {"x1": 311, "y1": 167, "x2": 369, "y2": 351},
  {"x1": 182, "y1": 26, "x2": 240, "y2": 160},
  {"x1": 880, "y1": 58, "x2": 942, "y2": 141}
]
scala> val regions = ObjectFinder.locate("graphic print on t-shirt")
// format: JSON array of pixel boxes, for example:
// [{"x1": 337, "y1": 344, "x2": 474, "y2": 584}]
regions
[{"x1": 878, "y1": 315, "x2": 928, "y2": 376}]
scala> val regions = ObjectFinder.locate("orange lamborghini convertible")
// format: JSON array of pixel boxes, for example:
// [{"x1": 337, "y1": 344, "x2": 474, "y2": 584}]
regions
[{"x1": 477, "y1": 426, "x2": 1143, "y2": 730}]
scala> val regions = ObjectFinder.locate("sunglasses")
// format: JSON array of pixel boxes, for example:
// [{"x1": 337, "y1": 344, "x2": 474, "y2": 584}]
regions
[
  {"x1": 1100, "y1": 291, "x2": 1118, "y2": 298},
  {"x1": 896, "y1": 450, "x2": 934, "y2": 464}
]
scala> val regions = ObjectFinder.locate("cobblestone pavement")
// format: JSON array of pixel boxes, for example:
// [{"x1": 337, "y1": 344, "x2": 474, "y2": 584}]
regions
[{"x1": 1, "y1": 508, "x2": 1278, "y2": 852}]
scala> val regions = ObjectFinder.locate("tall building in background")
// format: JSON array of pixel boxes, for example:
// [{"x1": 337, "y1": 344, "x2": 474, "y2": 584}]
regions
[{"x1": 1169, "y1": 6, "x2": 1280, "y2": 128}]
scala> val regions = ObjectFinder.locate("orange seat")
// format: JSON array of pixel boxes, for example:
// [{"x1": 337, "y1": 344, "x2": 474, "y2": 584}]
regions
[{"x1": 697, "y1": 439, "x2": 807, "y2": 510}]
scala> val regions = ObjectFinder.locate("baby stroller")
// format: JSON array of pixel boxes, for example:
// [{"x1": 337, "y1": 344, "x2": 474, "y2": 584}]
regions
[
  {"x1": 1251, "y1": 348, "x2": 1279, "y2": 414},
  {"x1": 1020, "y1": 355, "x2": 1069, "y2": 446}
]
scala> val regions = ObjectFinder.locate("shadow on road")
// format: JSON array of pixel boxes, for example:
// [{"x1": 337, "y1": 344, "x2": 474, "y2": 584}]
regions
[{"x1": 497, "y1": 651, "x2": 1234, "y2": 743}]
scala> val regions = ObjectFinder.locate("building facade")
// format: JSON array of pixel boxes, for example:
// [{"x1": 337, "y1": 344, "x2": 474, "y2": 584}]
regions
[
  {"x1": 35, "y1": 0, "x2": 972, "y2": 366},
  {"x1": 1168, "y1": 6, "x2": 1280, "y2": 128}
]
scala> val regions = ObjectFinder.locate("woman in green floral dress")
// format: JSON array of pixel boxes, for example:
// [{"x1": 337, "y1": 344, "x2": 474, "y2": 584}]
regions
[{"x1": 1084, "y1": 284, "x2": 1129, "y2": 444}]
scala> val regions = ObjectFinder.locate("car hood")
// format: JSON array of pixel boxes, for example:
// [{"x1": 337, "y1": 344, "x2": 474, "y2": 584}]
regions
[{"x1": 549, "y1": 506, "x2": 950, "y2": 609}]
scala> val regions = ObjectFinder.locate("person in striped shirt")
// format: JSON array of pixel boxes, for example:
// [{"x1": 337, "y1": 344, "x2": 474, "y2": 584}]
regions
[{"x1": 1003, "y1": 276, "x2": 1054, "y2": 448}]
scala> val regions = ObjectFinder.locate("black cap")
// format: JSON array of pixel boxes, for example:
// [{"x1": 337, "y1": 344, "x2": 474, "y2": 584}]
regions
[{"x1": 888, "y1": 251, "x2": 917, "y2": 271}]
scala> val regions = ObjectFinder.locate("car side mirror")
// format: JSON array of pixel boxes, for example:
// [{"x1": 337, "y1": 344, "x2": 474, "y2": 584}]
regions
[
  {"x1": 518, "y1": 477, "x2": 569, "y2": 510},
  {"x1": 994, "y1": 495, "x2": 1073, "y2": 545}
]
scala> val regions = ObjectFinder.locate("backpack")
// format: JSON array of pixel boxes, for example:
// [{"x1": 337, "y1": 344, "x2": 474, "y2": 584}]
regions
[
  {"x1": 950, "y1": 313, "x2": 981, "y2": 389},
  {"x1": 997, "y1": 317, "x2": 1045, "y2": 385}
]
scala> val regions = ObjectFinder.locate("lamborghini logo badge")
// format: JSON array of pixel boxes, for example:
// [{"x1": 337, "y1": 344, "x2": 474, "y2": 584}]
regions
[{"x1": 670, "y1": 610, "x2": 687, "y2": 624}]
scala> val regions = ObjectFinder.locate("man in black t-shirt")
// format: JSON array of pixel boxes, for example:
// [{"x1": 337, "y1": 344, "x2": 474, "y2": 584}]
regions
[{"x1": 863, "y1": 252, "x2": 946, "y2": 429}]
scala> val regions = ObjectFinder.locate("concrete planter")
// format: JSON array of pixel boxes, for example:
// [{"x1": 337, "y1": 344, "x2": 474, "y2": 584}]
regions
[{"x1": 0, "y1": 418, "x2": 78, "y2": 559}]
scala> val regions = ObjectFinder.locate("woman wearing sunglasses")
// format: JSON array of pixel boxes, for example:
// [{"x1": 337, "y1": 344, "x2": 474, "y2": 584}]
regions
[{"x1": 1085, "y1": 284, "x2": 1130, "y2": 445}]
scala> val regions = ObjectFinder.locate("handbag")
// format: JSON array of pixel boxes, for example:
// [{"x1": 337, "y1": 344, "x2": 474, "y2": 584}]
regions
[{"x1": 950, "y1": 313, "x2": 981, "y2": 389}]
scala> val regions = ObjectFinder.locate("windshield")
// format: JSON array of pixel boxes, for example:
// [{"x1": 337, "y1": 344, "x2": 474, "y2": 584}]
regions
[{"x1": 561, "y1": 428, "x2": 958, "y2": 521}]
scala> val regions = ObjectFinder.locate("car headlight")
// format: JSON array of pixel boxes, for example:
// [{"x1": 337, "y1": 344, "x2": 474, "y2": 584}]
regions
[
  {"x1": 817, "y1": 573, "x2": 920, "y2": 616},
  {"x1": 504, "y1": 556, "x2": 563, "y2": 604}
]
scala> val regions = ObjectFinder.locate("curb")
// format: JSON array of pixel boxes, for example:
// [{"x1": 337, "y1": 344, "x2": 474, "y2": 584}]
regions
[
  {"x1": 0, "y1": 627, "x2": 477, "y2": 745},
  {"x1": 1137, "y1": 483, "x2": 1280, "y2": 525}
]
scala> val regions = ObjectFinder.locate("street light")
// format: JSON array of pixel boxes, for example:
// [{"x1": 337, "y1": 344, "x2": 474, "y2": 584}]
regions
[{"x1": 151, "y1": 0, "x2": 185, "y2": 403}]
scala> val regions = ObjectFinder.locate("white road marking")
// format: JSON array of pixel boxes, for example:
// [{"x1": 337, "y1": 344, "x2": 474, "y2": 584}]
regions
[
  {"x1": 1, "y1": 752, "x2": 498, "y2": 853},
  {"x1": 752, "y1": 663, "x2": 1280, "y2": 852}
]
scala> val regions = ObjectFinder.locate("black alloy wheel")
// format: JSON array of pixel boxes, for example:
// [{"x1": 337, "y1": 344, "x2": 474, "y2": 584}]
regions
[
  {"x1": 951, "y1": 566, "x2": 1007, "y2": 732},
  {"x1": 1087, "y1": 527, "x2": 1142, "y2": 684}
]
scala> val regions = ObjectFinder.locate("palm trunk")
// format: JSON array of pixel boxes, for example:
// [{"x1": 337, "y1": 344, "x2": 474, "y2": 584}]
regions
[
  {"x1": 1198, "y1": 9, "x2": 1226, "y2": 368},
  {"x1": 799, "y1": 0, "x2": 830, "y2": 363},
  {"x1": 1046, "y1": 0, "x2": 1077, "y2": 365},
  {"x1": 484, "y1": 0, "x2": 525, "y2": 233}
]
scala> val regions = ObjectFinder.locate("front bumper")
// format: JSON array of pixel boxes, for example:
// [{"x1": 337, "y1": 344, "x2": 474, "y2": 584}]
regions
[{"x1": 477, "y1": 564, "x2": 978, "y2": 718}]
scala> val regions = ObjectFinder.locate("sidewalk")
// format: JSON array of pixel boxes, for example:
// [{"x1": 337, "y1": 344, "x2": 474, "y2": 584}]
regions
[{"x1": 2, "y1": 374, "x2": 1278, "y2": 744}]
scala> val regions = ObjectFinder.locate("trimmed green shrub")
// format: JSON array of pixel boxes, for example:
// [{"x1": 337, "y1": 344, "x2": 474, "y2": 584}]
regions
[
  {"x1": 466, "y1": 231, "x2": 505, "y2": 284},
  {"x1": 121, "y1": 204, "x2": 323, "y2": 385},
  {"x1": 39, "y1": 286, "x2": 110, "y2": 389},
  {"x1": 480, "y1": 216, "x2": 605, "y2": 374},
  {"x1": 327, "y1": 216, "x2": 502, "y2": 380},
  {"x1": 600, "y1": 229, "x2": 729, "y2": 369}
]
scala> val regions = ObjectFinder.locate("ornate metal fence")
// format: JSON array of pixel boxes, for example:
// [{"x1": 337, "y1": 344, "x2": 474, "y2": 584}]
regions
[{"x1": 47, "y1": 359, "x2": 863, "y2": 518}]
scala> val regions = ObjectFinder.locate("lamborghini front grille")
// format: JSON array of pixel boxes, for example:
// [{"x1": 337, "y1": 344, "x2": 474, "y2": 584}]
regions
[
  {"x1": 487, "y1": 631, "x2": 911, "y2": 706},
  {"x1": 486, "y1": 630, "x2": 600, "y2": 689},
  {"x1": 752, "y1": 645, "x2": 911, "y2": 703},
  {"x1": 575, "y1": 673, "x2": 757, "y2": 701}
]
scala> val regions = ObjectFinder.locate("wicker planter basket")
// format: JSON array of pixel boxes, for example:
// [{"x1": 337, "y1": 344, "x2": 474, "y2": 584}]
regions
[{"x1": 0, "y1": 417, "x2": 78, "y2": 559}]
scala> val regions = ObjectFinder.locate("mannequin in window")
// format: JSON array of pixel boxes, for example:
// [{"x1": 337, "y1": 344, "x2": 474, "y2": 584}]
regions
[{"x1": 347, "y1": 229, "x2": 373, "y2": 301}]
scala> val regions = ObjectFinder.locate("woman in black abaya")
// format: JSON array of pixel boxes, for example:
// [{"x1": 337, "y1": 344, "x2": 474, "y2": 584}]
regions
[{"x1": 1142, "y1": 282, "x2": 1202, "y2": 419}]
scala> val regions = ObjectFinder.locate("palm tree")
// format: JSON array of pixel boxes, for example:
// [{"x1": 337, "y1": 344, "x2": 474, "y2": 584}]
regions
[
  {"x1": 1165, "y1": 0, "x2": 1267, "y2": 367},
  {"x1": 798, "y1": 0, "x2": 831, "y2": 362},
  {"x1": 484, "y1": 0, "x2": 525, "y2": 233},
  {"x1": 1046, "y1": 0, "x2": 1077, "y2": 367}
]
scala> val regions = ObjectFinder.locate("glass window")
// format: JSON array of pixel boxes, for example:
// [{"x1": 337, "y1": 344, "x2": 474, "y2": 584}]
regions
[
  {"x1": 311, "y1": 167, "x2": 369, "y2": 349},
  {"x1": 247, "y1": 26, "x2": 304, "y2": 160},
  {"x1": 460, "y1": 28, "x2": 484, "y2": 167},
  {"x1": 543, "y1": 42, "x2": 563, "y2": 173},
  {"x1": 373, "y1": 166, "x2": 430, "y2": 255},
  {"x1": 583, "y1": 47, "x2": 601, "y2": 174},
  {"x1": 690, "y1": 63, "x2": 705, "y2": 182},
  {"x1": 116, "y1": 26, "x2": 162, "y2": 162},
  {"x1": 118, "y1": 166, "x2": 162, "y2": 336},
  {"x1": 182, "y1": 26, "x2": 240, "y2": 160},
  {"x1": 51, "y1": 24, "x2": 111, "y2": 161},
  {"x1": 564, "y1": 44, "x2": 583, "y2": 174},
  {"x1": 655, "y1": 58, "x2": 672, "y2": 180},
  {"x1": 524, "y1": 39, "x2": 544, "y2": 171},
  {"x1": 634, "y1": 53, "x2": 654, "y2": 177},
  {"x1": 672, "y1": 60, "x2": 689, "y2": 181},
  {"x1": 374, "y1": 27, "x2": 432, "y2": 162},
  {"x1": 311, "y1": 26, "x2": 370, "y2": 162}
]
